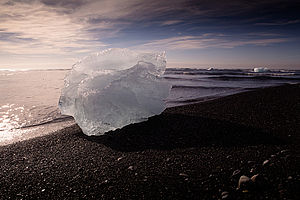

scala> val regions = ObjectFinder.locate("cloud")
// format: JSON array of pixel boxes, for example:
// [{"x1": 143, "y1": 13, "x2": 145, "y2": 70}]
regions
[
  {"x1": 40, "y1": 0, "x2": 86, "y2": 10},
  {"x1": 161, "y1": 20, "x2": 183, "y2": 26},
  {"x1": 0, "y1": 0, "x2": 190, "y2": 56},
  {"x1": 0, "y1": 0, "x2": 298, "y2": 68},
  {"x1": 0, "y1": 0, "x2": 108, "y2": 56},
  {"x1": 135, "y1": 34, "x2": 288, "y2": 50},
  {"x1": 255, "y1": 19, "x2": 300, "y2": 26},
  {"x1": 246, "y1": 32, "x2": 283, "y2": 37}
]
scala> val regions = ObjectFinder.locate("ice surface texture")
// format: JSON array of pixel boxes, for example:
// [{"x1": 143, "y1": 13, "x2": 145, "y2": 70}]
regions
[
  {"x1": 253, "y1": 67, "x2": 269, "y2": 73},
  {"x1": 59, "y1": 48, "x2": 171, "y2": 136}
]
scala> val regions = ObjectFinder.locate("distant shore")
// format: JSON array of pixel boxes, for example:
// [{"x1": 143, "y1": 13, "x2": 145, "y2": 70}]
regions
[{"x1": 0, "y1": 83, "x2": 299, "y2": 199}]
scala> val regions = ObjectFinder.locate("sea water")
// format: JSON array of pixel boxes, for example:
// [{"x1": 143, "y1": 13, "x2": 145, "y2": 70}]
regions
[
  {"x1": 0, "y1": 69, "x2": 74, "y2": 145},
  {"x1": 164, "y1": 68, "x2": 300, "y2": 107},
  {"x1": 1, "y1": 68, "x2": 299, "y2": 145}
]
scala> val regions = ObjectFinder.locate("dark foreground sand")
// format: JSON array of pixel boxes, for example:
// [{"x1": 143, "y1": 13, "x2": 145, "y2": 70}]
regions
[{"x1": 0, "y1": 84, "x2": 299, "y2": 199}]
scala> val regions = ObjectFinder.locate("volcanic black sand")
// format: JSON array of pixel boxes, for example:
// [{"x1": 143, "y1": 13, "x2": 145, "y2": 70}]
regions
[{"x1": 0, "y1": 84, "x2": 299, "y2": 199}]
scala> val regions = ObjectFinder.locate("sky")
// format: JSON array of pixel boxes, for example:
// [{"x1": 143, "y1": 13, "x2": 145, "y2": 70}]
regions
[{"x1": 0, "y1": 0, "x2": 300, "y2": 69}]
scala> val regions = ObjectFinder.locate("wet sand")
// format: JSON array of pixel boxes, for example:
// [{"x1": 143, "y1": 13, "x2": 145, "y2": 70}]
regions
[{"x1": 0, "y1": 84, "x2": 299, "y2": 199}]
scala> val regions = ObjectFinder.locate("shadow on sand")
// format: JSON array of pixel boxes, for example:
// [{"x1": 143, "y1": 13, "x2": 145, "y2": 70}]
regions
[{"x1": 75, "y1": 112, "x2": 284, "y2": 152}]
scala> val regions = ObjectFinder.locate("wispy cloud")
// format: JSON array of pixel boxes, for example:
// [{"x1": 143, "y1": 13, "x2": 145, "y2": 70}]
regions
[
  {"x1": 255, "y1": 19, "x2": 300, "y2": 26},
  {"x1": 161, "y1": 20, "x2": 183, "y2": 26},
  {"x1": 0, "y1": 0, "x2": 296, "y2": 55},
  {"x1": 0, "y1": 0, "x2": 298, "y2": 68},
  {"x1": 0, "y1": 0, "x2": 189, "y2": 56},
  {"x1": 135, "y1": 34, "x2": 288, "y2": 50},
  {"x1": 0, "y1": 0, "x2": 108, "y2": 56}
]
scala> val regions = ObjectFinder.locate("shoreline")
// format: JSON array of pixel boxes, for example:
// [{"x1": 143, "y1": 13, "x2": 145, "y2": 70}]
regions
[
  {"x1": 0, "y1": 83, "x2": 299, "y2": 199},
  {"x1": 0, "y1": 83, "x2": 289, "y2": 147}
]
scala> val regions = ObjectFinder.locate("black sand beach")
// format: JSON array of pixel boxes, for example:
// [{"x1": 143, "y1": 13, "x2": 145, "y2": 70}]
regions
[{"x1": 0, "y1": 84, "x2": 299, "y2": 199}]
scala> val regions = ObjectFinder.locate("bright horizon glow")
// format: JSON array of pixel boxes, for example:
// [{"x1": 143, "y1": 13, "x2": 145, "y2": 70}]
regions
[{"x1": 0, "y1": 0, "x2": 299, "y2": 70}]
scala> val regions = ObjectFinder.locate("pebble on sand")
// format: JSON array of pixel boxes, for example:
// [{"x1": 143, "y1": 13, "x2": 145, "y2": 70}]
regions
[
  {"x1": 221, "y1": 191, "x2": 229, "y2": 199},
  {"x1": 237, "y1": 175, "x2": 251, "y2": 190},
  {"x1": 263, "y1": 160, "x2": 269, "y2": 166},
  {"x1": 251, "y1": 174, "x2": 259, "y2": 182},
  {"x1": 232, "y1": 169, "x2": 241, "y2": 177},
  {"x1": 179, "y1": 173, "x2": 188, "y2": 177}
]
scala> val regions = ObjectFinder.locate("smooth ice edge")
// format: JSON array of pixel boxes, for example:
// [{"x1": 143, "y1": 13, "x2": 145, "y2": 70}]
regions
[{"x1": 59, "y1": 48, "x2": 171, "y2": 136}]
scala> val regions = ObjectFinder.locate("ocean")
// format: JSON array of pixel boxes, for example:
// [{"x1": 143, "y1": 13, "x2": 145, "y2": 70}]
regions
[
  {"x1": 164, "y1": 68, "x2": 300, "y2": 107},
  {"x1": 1, "y1": 68, "x2": 299, "y2": 145}
]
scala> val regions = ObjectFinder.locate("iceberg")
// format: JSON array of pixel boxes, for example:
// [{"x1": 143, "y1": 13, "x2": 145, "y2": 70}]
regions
[
  {"x1": 59, "y1": 48, "x2": 171, "y2": 136},
  {"x1": 253, "y1": 67, "x2": 269, "y2": 73}
]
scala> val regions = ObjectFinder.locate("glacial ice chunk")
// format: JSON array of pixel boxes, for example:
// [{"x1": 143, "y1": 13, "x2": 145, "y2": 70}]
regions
[
  {"x1": 59, "y1": 48, "x2": 171, "y2": 136},
  {"x1": 253, "y1": 67, "x2": 269, "y2": 73}
]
